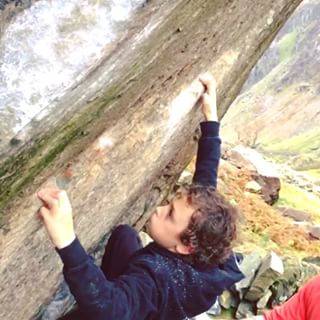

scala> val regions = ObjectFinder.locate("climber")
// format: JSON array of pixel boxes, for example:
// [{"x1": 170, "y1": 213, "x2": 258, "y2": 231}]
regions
[{"x1": 36, "y1": 73, "x2": 244, "y2": 320}]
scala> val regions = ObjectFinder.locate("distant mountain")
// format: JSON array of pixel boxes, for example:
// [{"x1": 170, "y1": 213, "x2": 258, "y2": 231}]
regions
[{"x1": 221, "y1": 0, "x2": 320, "y2": 175}]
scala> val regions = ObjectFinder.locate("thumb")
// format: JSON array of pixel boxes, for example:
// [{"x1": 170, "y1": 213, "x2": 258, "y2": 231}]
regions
[{"x1": 38, "y1": 206, "x2": 51, "y2": 221}]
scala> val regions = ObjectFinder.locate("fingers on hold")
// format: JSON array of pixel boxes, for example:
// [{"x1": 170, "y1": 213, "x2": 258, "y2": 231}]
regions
[
  {"x1": 38, "y1": 187, "x2": 60, "y2": 198},
  {"x1": 199, "y1": 72, "x2": 214, "y2": 82},
  {"x1": 37, "y1": 191, "x2": 59, "y2": 209},
  {"x1": 199, "y1": 73, "x2": 216, "y2": 93}
]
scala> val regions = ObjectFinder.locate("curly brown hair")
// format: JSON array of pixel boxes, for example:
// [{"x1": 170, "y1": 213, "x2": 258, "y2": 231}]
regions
[{"x1": 179, "y1": 184, "x2": 238, "y2": 268}]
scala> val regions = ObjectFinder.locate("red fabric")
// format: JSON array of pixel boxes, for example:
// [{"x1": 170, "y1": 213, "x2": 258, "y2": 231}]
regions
[{"x1": 264, "y1": 275, "x2": 320, "y2": 320}]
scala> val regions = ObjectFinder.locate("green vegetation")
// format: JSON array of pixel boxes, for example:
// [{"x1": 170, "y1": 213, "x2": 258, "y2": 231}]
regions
[
  {"x1": 263, "y1": 127, "x2": 320, "y2": 154},
  {"x1": 275, "y1": 180, "x2": 320, "y2": 222},
  {"x1": 0, "y1": 85, "x2": 121, "y2": 228},
  {"x1": 278, "y1": 30, "x2": 298, "y2": 62},
  {"x1": 210, "y1": 308, "x2": 235, "y2": 319},
  {"x1": 303, "y1": 169, "x2": 320, "y2": 180},
  {"x1": 260, "y1": 127, "x2": 320, "y2": 170}
]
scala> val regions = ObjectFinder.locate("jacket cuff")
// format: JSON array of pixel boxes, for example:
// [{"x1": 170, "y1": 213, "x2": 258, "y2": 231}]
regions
[
  {"x1": 56, "y1": 237, "x2": 89, "y2": 269},
  {"x1": 200, "y1": 121, "x2": 220, "y2": 137}
]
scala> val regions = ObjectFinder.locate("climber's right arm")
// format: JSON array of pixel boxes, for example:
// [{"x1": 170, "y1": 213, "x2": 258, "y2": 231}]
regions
[{"x1": 192, "y1": 73, "x2": 221, "y2": 188}]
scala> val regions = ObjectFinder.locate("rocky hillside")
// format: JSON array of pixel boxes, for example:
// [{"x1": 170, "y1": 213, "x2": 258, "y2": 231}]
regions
[
  {"x1": 221, "y1": 0, "x2": 320, "y2": 176},
  {"x1": 184, "y1": 145, "x2": 320, "y2": 319},
  {"x1": 184, "y1": 143, "x2": 320, "y2": 265}
]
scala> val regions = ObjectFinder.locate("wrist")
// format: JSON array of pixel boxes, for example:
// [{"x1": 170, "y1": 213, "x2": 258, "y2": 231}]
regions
[
  {"x1": 205, "y1": 113, "x2": 218, "y2": 122},
  {"x1": 55, "y1": 233, "x2": 76, "y2": 249},
  {"x1": 56, "y1": 237, "x2": 88, "y2": 269}
]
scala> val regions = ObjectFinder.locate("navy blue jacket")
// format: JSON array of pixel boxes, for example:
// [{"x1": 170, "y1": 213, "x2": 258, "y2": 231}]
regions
[{"x1": 57, "y1": 121, "x2": 244, "y2": 319}]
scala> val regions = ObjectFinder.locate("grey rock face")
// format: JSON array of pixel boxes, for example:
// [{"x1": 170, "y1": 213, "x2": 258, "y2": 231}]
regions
[
  {"x1": 300, "y1": 261, "x2": 320, "y2": 284},
  {"x1": 0, "y1": 0, "x2": 25, "y2": 10},
  {"x1": 219, "y1": 290, "x2": 237, "y2": 310},
  {"x1": 245, "y1": 252, "x2": 284, "y2": 302},
  {"x1": 278, "y1": 207, "x2": 311, "y2": 222},
  {"x1": 245, "y1": 180, "x2": 262, "y2": 194},
  {"x1": 235, "y1": 301, "x2": 255, "y2": 319},
  {"x1": 256, "y1": 289, "x2": 272, "y2": 309},
  {"x1": 221, "y1": 147, "x2": 258, "y2": 172},
  {"x1": 308, "y1": 225, "x2": 320, "y2": 239},
  {"x1": 302, "y1": 256, "x2": 320, "y2": 267},
  {"x1": 259, "y1": 258, "x2": 300, "y2": 308},
  {"x1": 206, "y1": 299, "x2": 222, "y2": 316},
  {"x1": 253, "y1": 175, "x2": 281, "y2": 205},
  {"x1": 236, "y1": 252, "x2": 262, "y2": 296}
]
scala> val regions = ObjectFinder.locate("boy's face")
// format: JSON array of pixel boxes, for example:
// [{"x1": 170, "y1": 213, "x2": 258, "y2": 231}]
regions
[{"x1": 146, "y1": 189, "x2": 195, "y2": 255}]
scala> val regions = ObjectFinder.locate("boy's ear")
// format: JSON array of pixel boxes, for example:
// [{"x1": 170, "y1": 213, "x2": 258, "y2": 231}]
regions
[{"x1": 175, "y1": 244, "x2": 193, "y2": 255}]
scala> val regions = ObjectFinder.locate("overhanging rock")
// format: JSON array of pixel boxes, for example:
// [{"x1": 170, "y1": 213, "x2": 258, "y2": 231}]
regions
[{"x1": 0, "y1": 0, "x2": 302, "y2": 319}]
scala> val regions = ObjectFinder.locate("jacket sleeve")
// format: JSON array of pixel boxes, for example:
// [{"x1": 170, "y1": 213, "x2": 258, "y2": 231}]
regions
[
  {"x1": 192, "y1": 121, "x2": 221, "y2": 188},
  {"x1": 57, "y1": 238, "x2": 159, "y2": 320}
]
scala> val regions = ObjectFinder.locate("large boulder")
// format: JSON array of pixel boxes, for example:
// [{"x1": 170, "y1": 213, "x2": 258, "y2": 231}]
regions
[
  {"x1": 0, "y1": 0, "x2": 303, "y2": 319},
  {"x1": 222, "y1": 145, "x2": 258, "y2": 173},
  {"x1": 245, "y1": 180, "x2": 263, "y2": 194},
  {"x1": 245, "y1": 252, "x2": 284, "y2": 302},
  {"x1": 253, "y1": 174, "x2": 281, "y2": 205},
  {"x1": 205, "y1": 252, "x2": 320, "y2": 318},
  {"x1": 219, "y1": 290, "x2": 237, "y2": 310},
  {"x1": 269, "y1": 258, "x2": 302, "y2": 307},
  {"x1": 256, "y1": 289, "x2": 272, "y2": 309},
  {"x1": 235, "y1": 301, "x2": 255, "y2": 319},
  {"x1": 278, "y1": 207, "x2": 311, "y2": 222},
  {"x1": 225, "y1": 146, "x2": 281, "y2": 204},
  {"x1": 308, "y1": 225, "x2": 320, "y2": 240},
  {"x1": 236, "y1": 251, "x2": 262, "y2": 298}
]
